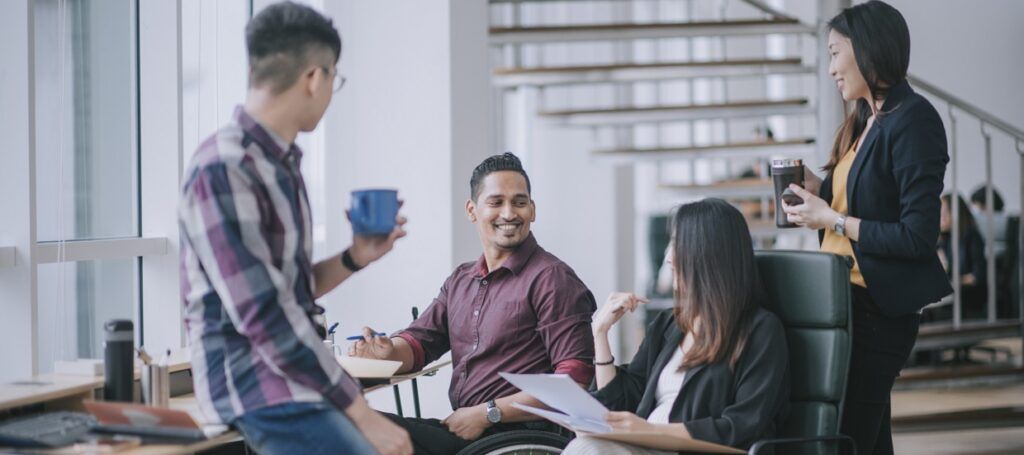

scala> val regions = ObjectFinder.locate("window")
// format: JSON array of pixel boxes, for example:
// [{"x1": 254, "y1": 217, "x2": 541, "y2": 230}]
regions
[
  {"x1": 32, "y1": 0, "x2": 139, "y2": 372},
  {"x1": 34, "y1": 0, "x2": 138, "y2": 242}
]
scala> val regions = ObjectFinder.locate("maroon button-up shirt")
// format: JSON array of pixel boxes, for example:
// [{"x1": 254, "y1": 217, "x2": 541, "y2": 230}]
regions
[{"x1": 396, "y1": 233, "x2": 596, "y2": 409}]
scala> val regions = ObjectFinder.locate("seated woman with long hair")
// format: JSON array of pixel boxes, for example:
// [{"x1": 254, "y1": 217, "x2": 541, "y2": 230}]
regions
[{"x1": 563, "y1": 198, "x2": 789, "y2": 454}]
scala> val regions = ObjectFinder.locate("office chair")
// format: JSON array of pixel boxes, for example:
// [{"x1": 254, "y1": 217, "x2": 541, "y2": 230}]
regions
[{"x1": 749, "y1": 250, "x2": 857, "y2": 455}]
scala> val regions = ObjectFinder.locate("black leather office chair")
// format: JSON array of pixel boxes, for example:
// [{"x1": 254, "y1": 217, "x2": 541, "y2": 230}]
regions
[{"x1": 749, "y1": 251, "x2": 857, "y2": 455}]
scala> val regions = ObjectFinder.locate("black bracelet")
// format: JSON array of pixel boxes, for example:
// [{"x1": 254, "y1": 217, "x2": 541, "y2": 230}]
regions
[
  {"x1": 341, "y1": 248, "x2": 363, "y2": 272},
  {"x1": 594, "y1": 356, "x2": 615, "y2": 366}
]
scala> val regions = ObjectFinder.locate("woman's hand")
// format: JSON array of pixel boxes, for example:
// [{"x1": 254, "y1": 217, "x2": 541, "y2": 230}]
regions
[
  {"x1": 605, "y1": 412, "x2": 655, "y2": 433},
  {"x1": 802, "y1": 166, "x2": 823, "y2": 197},
  {"x1": 781, "y1": 184, "x2": 839, "y2": 231},
  {"x1": 593, "y1": 292, "x2": 648, "y2": 335}
]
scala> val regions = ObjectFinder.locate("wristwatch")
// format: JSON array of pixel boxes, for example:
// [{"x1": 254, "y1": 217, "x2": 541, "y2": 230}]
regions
[
  {"x1": 485, "y1": 400, "x2": 502, "y2": 424},
  {"x1": 834, "y1": 214, "x2": 848, "y2": 237}
]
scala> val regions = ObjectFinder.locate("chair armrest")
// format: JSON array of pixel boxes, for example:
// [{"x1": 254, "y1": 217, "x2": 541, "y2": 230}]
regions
[{"x1": 748, "y1": 434, "x2": 857, "y2": 455}]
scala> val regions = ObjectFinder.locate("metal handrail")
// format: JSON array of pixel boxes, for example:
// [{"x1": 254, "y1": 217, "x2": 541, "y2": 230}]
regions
[{"x1": 908, "y1": 74, "x2": 1024, "y2": 145}]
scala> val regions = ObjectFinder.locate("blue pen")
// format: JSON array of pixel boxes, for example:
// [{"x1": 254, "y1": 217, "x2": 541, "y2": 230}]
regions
[
  {"x1": 327, "y1": 322, "x2": 339, "y2": 335},
  {"x1": 346, "y1": 332, "x2": 386, "y2": 341}
]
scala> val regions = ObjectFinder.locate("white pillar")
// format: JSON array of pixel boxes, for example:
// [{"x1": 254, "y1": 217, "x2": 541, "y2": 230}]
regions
[
  {"x1": 816, "y1": 0, "x2": 849, "y2": 165},
  {"x1": 0, "y1": 0, "x2": 38, "y2": 381}
]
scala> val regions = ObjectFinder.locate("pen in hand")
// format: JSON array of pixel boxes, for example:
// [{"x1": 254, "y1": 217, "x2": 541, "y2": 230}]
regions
[{"x1": 346, "y1": 332, "x2": 387, "y2": 341}]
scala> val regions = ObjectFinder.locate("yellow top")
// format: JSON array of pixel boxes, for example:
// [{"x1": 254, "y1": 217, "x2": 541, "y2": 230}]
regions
[{"x1": 820, "y1": 145, "x2": 866, "y2": 288}]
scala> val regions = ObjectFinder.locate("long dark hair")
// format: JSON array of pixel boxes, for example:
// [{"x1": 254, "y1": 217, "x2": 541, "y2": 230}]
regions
[
  {"x1": 670, "y1": 198, "x2": 765, "y2": 371},
  {"x1": 824, "y1": 0, "x2": 911, "y2": 172}
]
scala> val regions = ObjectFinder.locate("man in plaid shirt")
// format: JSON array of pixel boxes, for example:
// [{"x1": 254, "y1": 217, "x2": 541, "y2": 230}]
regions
[{"x1": 178, "y1": 3, "x2": 411, "y2": 454}]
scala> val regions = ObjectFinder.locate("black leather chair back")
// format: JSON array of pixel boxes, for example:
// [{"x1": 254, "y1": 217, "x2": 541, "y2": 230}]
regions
[{"x1": 755, "y1": 251, "x2": 853, "y2": 455}]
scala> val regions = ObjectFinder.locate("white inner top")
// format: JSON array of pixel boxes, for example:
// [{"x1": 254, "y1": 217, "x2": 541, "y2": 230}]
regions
[{"x1": 646, "y1": 335, "x2": 692, "y2": 424}]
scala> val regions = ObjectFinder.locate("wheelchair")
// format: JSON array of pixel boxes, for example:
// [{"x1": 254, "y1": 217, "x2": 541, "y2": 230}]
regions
[{"x1": 456, "y1": 426, "x2": 572, "y2": 455}]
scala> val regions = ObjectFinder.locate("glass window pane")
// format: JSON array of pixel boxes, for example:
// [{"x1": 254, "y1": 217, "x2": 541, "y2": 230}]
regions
[
  {"x1": 34, "y1": 0, "x2": 137, "y2": 241},
  {"x1": 37, "y1": 258, "x2": 137, "y2": 373}
]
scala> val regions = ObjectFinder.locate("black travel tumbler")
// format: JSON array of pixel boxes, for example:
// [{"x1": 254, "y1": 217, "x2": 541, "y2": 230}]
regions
[
  {"x1": 103, "y1": 319, "x2": 134, "y2": 402},
  {"x1": 770, "y1": 159, "x2": 805, "y2": 228}
]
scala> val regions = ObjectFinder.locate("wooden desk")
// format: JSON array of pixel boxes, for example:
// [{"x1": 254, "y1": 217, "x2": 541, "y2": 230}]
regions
[
  {"x1": 362, "y1": 359, "x2": 452, "y2": 394},
  {"x1": 1, "y1": 357, "x2": 452, "y2": 453}
]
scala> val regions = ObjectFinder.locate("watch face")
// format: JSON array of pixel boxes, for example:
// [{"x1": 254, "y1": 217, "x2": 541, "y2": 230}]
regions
[{"x1": 487, "y1": 406, "x2": 501, "y2": 423}]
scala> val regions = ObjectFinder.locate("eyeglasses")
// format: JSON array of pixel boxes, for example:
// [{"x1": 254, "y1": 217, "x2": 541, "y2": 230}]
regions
[{"x1": 323, "y1": 66, "x2": 346, "y2": 93}]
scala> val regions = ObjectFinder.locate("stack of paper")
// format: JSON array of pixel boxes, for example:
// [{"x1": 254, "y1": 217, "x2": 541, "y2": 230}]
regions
[
  {"x1": 500, "y1": 372, "x2": 743, "y2": 454},
  {"x1": 335, "y1": 355, "x2": 402, "y2": 378}
]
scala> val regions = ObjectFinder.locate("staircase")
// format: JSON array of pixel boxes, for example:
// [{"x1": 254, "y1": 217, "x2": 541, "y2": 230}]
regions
[{"x1": 488, "y1": 0, "x2": 1024, "y2": 436}]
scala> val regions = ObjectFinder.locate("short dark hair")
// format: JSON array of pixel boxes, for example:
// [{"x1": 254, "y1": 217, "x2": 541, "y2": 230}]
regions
[
  {"x1": 246, "y1": 2, "x2": 341, "y2": 94},
  {"x1": 470, "y1": 152, "x2": 532, "y2": 201},
  {"x1": 969, "y1": 185, "x2": 1004, "y2": 212}
]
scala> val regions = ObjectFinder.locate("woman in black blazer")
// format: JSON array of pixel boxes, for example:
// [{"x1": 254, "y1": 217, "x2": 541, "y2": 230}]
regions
[
  {"x1": 781, "y1": 2, "x2": 951, "y2": 453},
  {"x1": 562, "y1": 199, "x2": 789, "y2": 454}
]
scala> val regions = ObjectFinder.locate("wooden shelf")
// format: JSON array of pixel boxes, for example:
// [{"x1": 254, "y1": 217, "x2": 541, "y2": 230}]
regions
[{"x1": 493, "y1": 58, "x2": 811, "y2": 87}]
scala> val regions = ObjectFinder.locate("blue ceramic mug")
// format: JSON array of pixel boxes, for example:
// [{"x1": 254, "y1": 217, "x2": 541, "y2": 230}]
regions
[{"x1": 350, "y1": 189, "x2": 399, "y2": 235}]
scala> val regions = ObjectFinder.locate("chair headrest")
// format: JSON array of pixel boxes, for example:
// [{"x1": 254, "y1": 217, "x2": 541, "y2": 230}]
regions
[{"x1": 755, "y1": 250, "x2": 850, "y2": 328}]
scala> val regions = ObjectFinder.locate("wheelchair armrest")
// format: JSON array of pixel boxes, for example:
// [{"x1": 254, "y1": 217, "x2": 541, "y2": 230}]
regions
[{"x1": 748, "y1": 434, "x2": 857, "y2": 455}]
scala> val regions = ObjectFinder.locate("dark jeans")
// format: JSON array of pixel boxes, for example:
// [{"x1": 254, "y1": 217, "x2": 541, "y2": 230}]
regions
[
  {"x1": 840, "y1": 285, "x2": 920, "y2": 455},
  {"x1": 383, "y1": 412, "x2": 562, "y2": 455},
  {"x1": 233, "y1": 402, "x2": 375, "y2": 455}
]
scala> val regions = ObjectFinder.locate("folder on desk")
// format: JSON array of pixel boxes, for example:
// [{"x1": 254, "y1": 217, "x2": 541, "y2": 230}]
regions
[
  {"x1": 84, "y1": 401, "x2": 207, "y2": 443},
  {"x1": 500, "y1": 373, "x2": 744, "y2": 454}
]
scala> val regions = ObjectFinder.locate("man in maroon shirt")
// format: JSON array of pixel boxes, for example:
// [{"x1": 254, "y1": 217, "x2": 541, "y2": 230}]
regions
[{"x1": 350, "y1": 152, "x2": 596, "y2": 454}]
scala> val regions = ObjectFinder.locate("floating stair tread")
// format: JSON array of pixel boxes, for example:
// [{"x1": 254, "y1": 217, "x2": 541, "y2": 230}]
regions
[
  {"x1": 540, "y1": 98, "x2": 809, "y2": 117},
  {"x1": 494, "y1": 58, "x2": 804, "y2": 75},
  {"x1": 660, "y1": 178, "x2": 772, "y2": 191},
  {"x1": 897, "y1": 364, "x2": 1024, "y2": 383},
  {"x1": 490, "y1": 18, "x2": 815, "y2": 44},
  {"x1": 594, "y1": 138, "x2": 814, "y2": 156},
  {"x1": 491, "y1": 18, "x2": 801, "y2": 35},
  {"x1": 917, "y1": 320, "x2": 1022, "y2": 339}
]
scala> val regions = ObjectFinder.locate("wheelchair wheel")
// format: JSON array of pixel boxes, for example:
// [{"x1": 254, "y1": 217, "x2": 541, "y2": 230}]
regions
[{"x1": 456, "y1": 430, "x2": 570, "y2": 455}]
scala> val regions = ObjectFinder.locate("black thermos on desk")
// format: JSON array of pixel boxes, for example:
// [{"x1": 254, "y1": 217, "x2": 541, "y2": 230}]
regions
[{"x1": 103, "y1": 319, "x2": 134, "y2": 402}]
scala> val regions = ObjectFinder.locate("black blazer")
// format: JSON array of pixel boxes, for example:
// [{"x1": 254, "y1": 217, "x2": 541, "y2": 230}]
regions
[
  {"x1": 592, "y1": 308, "x2": 789, "y2": 450},
  {"x1": 820, "y1": 79, "x2": 953, "y2": 317}
]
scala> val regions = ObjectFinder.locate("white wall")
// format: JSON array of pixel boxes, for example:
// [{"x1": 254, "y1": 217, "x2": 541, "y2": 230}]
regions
[
  {"x1": 865, "y1": 0, "x2": 1024, "y2": 213},
  {"x1": 319, "y1": 0, "x2": 491, "y2": 418}
]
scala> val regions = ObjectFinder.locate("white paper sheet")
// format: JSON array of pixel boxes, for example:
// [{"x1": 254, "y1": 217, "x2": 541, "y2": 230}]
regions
[{"x1": 499, "y1": 372, "x2": 611, "y2": 432}]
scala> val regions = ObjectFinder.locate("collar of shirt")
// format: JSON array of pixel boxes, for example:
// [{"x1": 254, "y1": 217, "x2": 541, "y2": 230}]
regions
[
  {"x1": 473, "y1": 232, "x2": 540, "y2": 278},
  {"x1": 233, "y1": 106, "x2": 303, "y2": 165}
]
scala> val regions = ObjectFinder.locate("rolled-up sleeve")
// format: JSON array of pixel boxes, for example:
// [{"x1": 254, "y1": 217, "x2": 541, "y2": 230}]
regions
[
  {"x1": 532, "y1": 265, "x2": 597, "y2": 385},
  {"x1": 180, "y1": 163, "x2": 362, "y2": 411},
  {"x1": 397, "y1": 276, "x2": 453, "y2": 372}
]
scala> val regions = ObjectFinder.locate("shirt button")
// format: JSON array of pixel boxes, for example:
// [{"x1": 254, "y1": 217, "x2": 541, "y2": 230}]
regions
[
  {"x1": 481, "y1": 280, "x2": 488, "y2": 286},
  {"x1": 473, "y1": 343, "x2": 478, "y2": 350},
  {"x1": 474, "y1": 310, "x2": 479, "y2": 316}
]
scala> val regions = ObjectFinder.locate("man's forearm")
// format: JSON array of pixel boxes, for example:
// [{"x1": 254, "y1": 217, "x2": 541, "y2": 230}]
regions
[{"x1": 313, "y1": 252, "x2": 354, "y2": 299}]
